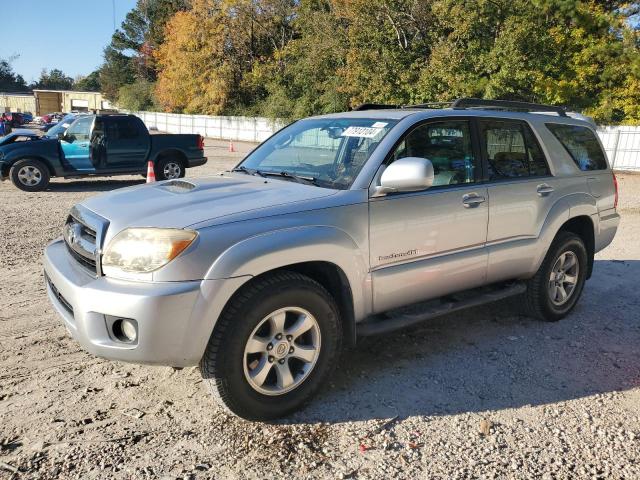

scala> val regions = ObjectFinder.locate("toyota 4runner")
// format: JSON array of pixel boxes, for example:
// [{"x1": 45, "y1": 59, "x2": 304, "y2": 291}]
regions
[{"x1": 43, "y1": 99, "x2": 620, "y2": 420}]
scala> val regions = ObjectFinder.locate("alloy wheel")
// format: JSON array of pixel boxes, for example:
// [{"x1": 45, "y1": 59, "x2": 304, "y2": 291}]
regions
[
  {"x1": 163, "y1": 162, "x2": 181, "y2": 179},
  {"x1": 243, "y1": 307, "x2": 321, "y2": 396},
  {"x1": 17, "y1": 166, "x2": 42, "y2": 186},
  {"x1": 548, "y1": 251, "x2": 579, "y2": 306}
]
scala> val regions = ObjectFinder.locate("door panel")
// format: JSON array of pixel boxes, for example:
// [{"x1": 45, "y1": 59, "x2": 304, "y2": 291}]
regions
[
  {"x1": 370, "y1": 186, "x2": 489, "y2": 313},
  {"x1": 369, "y1": 118, "x2": 488, "y2": 313},
  {"x1": 60, "y1": 116, "x2": 94, "y2": 171},
  {"x1": 104, "y1": 117, "x2": 149, "y2": 168},
  {"x1": 479, "y1": 118, "x2": 562, "y2": 283}
]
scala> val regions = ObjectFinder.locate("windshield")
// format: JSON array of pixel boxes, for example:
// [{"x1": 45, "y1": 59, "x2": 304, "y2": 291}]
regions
[
  {"x1": 45, "y1": 115, "x2": 76, "y2": 137},
  {"x1": 237, "y1": 118, "x2": 398, "y2": 189}
]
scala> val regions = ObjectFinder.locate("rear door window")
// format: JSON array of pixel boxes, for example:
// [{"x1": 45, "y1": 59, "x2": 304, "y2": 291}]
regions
[
  {"x1": 479, "y1": 120, "x2": 550, "y2": 180},
  {"x1": 546, "y1": 123, "x2": 608, "y2": 171}
]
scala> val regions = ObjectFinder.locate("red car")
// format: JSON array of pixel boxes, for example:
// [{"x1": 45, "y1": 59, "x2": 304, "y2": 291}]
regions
[{"x1": 3, "y1": 112, "x2": 24, "y2": 127}]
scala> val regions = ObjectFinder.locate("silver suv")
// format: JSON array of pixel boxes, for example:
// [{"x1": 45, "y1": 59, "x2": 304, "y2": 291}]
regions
[{"x1": 43, "y1": 99, "x2": 619, "y2": 420}]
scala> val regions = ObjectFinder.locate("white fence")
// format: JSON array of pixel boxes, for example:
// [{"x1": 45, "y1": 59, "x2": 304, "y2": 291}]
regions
[
  {"x1": 131, "y1": 111, "x2": 640, "y2": 171},
  {"x1": 131, "y1": 111, "x2": 284, "y2": 143},
  {"x1": 597, "y1": 126, "x2": 640, "y2": 171}
]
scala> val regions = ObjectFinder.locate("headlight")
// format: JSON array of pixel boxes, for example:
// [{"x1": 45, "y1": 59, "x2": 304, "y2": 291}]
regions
[{"x1": 102, "y1": 228, "x2": 197, "y2": 275}]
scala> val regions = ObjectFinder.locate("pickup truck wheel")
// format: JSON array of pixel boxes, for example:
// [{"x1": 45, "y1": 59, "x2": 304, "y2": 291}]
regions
[
  {"x1": 523, "y1": 231, "x2": 588, "y2": 322},
  {"x1": 200, "y1": 271, "x2": 342, "y2": 420},
  {"x1": 155, "y1": 157, "x2": 185, "y2": 180},
  {"x1": 10, "y1": 158, "x2": 50, "y2": 192}
]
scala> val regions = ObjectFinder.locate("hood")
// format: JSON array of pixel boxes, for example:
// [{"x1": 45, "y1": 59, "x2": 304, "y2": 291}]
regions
[
  {"x1": 81, "y1": 173, "x2": 341, "y2": 232},
  {"x1": 0, "y1": 137, "x2": 57, "y2": 153}
]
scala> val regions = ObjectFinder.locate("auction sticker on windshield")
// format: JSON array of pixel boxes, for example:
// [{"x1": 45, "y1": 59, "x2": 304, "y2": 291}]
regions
[{"x1": 341, "y1": 126, "x2": 384, "y2": 138}]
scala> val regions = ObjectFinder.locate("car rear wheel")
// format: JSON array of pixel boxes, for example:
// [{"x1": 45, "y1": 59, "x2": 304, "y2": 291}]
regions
[
  {"x1": 10, "y1": 158, "x2": 50, "y2": 192},
  {"x1": 200, "y1": 271, "x2": 342, "y2": 420},
  {"x1": 523, "y1": 231, "x2": 588, "y2": 321},
  {"x1": 155, "y1": 157, "x2": 185, "y2": 180}
]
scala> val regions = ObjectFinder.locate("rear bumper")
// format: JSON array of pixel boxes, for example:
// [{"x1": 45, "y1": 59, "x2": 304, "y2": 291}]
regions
[
  {"x1": 186, "y1": 156, "x2": 207, "y2": 168},
  {"x1": 43, "y1": 238, "x2": 248, "y2": 367}
]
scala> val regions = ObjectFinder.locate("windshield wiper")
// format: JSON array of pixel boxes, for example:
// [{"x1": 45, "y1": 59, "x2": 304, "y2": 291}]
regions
[
  {"x1": 231, "y1": 166, "x2": 267, "y2": 177},
  {"x1": 263, "y1": 171, "x2": 318, "y2": 186}
]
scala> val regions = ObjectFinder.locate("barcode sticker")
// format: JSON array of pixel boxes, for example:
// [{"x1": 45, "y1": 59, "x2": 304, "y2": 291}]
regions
[{"x1": 341, "y1": 126, "x2": 383, "y2": 138}]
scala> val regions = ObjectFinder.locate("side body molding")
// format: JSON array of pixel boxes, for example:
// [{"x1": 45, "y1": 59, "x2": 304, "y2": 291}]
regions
[{"x1": 205, "y1": 226, "x2": 372, "y2": 322}]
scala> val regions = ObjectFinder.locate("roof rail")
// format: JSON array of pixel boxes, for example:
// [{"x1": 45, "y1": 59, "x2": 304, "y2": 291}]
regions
[
  {"x1": 452, "y1": 98, "x2": 568, "y2": 117},
  {"x1": 403, "y1": 102, "x2": 452, "y2": 109},
  {"x1": 353, "y1": 103, "x2": 399, "y2": 111}
]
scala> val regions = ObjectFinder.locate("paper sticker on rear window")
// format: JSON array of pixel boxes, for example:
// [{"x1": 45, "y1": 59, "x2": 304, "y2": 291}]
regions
[
  {"x1": 372, "y1": 122, "x2": 388, "y2": 128},
  {"x1": 341, "y1": 126, "x2": 383, "y2": 138}
]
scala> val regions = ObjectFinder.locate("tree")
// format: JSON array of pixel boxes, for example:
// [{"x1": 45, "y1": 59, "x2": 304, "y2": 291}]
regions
[
  {"x1": 99, "y1": 46, "x2": 136, "y2": 101},
  {"x1": 0, "y1": 57, "x2": 28, "y2": 92},
  {"x1": 74, "y1": 70, "x2": 101, "y2": 91},
  {"x1": 32, "y1": 69, "x2": 74, "y2": 90},
  {"x1": 154, "y1": 0, "x2": 233, "y2": 114},
  {"x1": 117, "y1": 80, "x2": 158, "y2": 110},
  {"x1": 99, "y1": 0, "x2": 189, "y2": 104}
]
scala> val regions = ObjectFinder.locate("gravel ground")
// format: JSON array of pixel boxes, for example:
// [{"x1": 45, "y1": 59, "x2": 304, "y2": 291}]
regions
[{"x1": 1, "y1": 140, "x2": 639, "y2": 479}]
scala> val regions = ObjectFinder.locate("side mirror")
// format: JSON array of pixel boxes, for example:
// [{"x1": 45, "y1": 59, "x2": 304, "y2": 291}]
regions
[{"x1": 373, "y1": 157, "x2": 434, "y2": 197}]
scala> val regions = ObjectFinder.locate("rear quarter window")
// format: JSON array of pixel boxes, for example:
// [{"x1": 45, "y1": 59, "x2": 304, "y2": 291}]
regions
[{"x1": 546, "y1": 123, "x2": 608, "y2": 171}]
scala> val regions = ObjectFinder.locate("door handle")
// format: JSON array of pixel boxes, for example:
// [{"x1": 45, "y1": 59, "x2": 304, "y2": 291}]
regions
[
  {"x1": 462, "y1": 193, "x2": 486, "y2": 208},
  {"x1": 536, "y1": 184, "x2": 554, "y2": 196}
]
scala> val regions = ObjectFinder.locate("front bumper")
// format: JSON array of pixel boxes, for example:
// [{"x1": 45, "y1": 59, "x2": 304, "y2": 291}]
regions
[{"x1": 43, "y1": 238, "x2": 248, "y2": 367}]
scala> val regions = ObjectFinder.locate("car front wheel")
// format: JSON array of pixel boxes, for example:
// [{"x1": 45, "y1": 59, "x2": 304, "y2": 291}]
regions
[
  {"x1": 10, "y1": 158, "x2": 50, "y2": 192},
  {"x1": 200, "y1": 271, "x2": 342, "y2": 420}
]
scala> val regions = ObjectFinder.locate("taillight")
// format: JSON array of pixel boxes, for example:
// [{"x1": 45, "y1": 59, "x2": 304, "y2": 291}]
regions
[
  {"x1": 612, "y1": 171, "x2": 619, "y2": 210},
  {"x1": 197, "y1": 135, "x2": 204, "y2": 150}
]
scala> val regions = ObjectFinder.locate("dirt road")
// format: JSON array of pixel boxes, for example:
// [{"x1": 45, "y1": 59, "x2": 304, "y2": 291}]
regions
[{"x1": 1, "y1": 141, "x2": 639, "y2": 479}]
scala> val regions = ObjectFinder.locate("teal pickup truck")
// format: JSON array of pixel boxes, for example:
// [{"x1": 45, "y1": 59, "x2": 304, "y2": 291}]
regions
[{"x1": 0, "y1": 114, "x2": 207, "y2": 191}]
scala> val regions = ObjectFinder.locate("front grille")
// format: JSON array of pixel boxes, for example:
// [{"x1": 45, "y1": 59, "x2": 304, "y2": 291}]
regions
[
  {"x1": 45, "y1": 273, "x2": 74, "y2": 316},
  {"x1": 65, "y1": 241, "x2": 96, "y2": 270},
  {"x1": 63, "y1": 205, "x2": 109, "y2": 276}
]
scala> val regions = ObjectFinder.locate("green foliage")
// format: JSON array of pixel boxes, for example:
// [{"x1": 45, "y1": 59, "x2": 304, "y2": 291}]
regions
[
  {"x1": 100, "y1": 0, "x2": 188, "y2": 101},
  {"x1": 117, "y1": 80, "x2": 159, "y2": 111},
  {"x1": 98, "y1": 0, "x2": 640, "y2": 124},
  {"x1": 0, "y1": 57, "x2": 28, "y2": 92},
  {"x1": 74, "y1": 70, "x2": 101, "y2": 92},
  {"x1": 100, "y1": 46, "x2": 136, "y2": 101},
  {"x1": 32, "y1": 68, "x2": 74, "y2": 90}
]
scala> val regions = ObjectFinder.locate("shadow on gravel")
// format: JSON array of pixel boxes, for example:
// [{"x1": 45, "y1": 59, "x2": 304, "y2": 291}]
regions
[
  {"x1": 290, "y1": 259, "x2": 640, "y2": 424},
  {"x1": 45, "y1": 178, "x2": 145, "y2": 192}
]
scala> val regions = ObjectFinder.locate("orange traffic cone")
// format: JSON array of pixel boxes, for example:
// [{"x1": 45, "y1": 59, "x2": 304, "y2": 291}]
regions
[
  {"x1": 146, "y1": 161, "x2": 156, "y2": 183},
  {"x1": 228, "y1": 139, "x2": 236, "y2": 153}
]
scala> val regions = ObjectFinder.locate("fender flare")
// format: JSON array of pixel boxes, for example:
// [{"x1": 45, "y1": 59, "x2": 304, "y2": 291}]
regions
[
  {"x1": 531, "y1": 193, "x2": 597, "y2": 274},
  {"x1": 205, "y1": 225, "x2": 371, "y2": 321},
  {"x1": 5, "y1": 154, "x2": 59, "y2": 177}
]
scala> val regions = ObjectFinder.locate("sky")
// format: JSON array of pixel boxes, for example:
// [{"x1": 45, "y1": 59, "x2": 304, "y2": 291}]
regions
[{"x1": 1, "y1": 0, "x2": 138, "y2": 83}]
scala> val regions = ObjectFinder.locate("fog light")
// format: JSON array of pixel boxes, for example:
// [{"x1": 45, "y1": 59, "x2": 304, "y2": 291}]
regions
[
  {"x1": 111, "y1": 318, "x2": 138, "y2": 343},
  {"x1": 120, "y1": 319, "x2": 137, "y2": 342}
]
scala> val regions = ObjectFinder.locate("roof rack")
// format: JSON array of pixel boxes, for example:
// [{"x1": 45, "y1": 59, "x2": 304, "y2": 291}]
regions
[
  {"x1": 353, "y1": 103, "x2": 400, "y2": 111},
  {"x1": 353, "y1": 98, "x2": 569, "y2": 116},
  {"x1": 452, "y1": 98, "x2": 568, "y2": 117}
]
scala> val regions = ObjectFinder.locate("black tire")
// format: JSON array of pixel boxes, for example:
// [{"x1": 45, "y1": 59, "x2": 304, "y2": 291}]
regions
[
  {"x1": 155, "y1": 156, "x2": 185, "y2": 181},
  {"x1": 9, "y1": 158, "x2": 50, "y2": 192},
  {"x1": 523, "y1": 231, "x2": 588, "y2": 322},
  {"x1": 200, "y1": 271, "x2": 342, "y2": 420}
]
